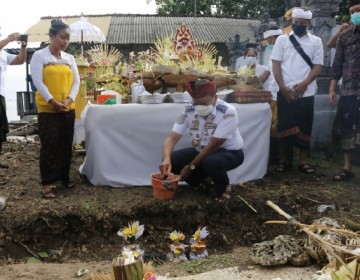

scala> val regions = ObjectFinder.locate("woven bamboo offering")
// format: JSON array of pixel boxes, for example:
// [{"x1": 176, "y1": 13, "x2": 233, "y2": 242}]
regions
[
  {"x1": 161, "y1": 74, "x2": 198, "y2": 85},
  {"x1": 265, "y1": 200, "x2": 360, "y2": 279},
  {"x1": 152, "y1": 65, "x2": 180, "y2": 75}
]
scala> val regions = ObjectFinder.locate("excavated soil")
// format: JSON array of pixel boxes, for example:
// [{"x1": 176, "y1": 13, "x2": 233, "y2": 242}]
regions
[{"x1": 0, "y1": 140, "x2": 359, "y2": 279}]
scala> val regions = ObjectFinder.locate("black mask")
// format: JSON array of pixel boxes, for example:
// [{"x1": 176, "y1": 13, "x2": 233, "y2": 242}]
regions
[{"x1": 292, "y1": 24, "x2": 307, "y2": 36}]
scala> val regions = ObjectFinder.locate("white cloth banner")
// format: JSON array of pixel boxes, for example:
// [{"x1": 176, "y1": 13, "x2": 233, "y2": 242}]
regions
[{"x1": 79, "y1": 103, "x2": 271, "y2": 187}]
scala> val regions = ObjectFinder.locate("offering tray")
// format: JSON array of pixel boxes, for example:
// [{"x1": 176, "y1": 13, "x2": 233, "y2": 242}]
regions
[
  {"x1": 162, "y1": 74, "x2": 198, "y2": 92},
  {"x1": 227, "y1": 90, "x2": 272, "y2": 104}
]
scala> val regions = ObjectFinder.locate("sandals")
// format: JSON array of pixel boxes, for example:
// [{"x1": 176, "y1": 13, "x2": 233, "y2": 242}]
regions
[
  {"x1": 217, "y1": 185, "x2": 238, "y2": 202},
  {"x1": 61, "y1": 181, "x2": 75, "y2": 189},
  {"x1": 41, "y1": 185, "x2": 57, "y2": 199},
  {"x1": 275, "y1": 162, "x2": 292, "y2": 172},
  {"x1": 332, "y1": 169, "x2": 355, "y2": 182},
  {"x1": 298, "y1": 163, "x2": 315, "y2": 174}
]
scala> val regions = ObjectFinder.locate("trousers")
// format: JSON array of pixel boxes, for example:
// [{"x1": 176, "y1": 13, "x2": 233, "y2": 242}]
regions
[{"x1": 170, "y1": 147, "x2": 244, "y2": 196}]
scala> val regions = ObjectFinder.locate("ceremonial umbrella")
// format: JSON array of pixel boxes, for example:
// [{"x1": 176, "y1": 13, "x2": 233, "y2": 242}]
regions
[{"x1": 69, "y1": 15, "x2": 106, "y2": 55}]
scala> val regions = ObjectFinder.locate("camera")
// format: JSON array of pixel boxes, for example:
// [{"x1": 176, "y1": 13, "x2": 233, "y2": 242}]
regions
[{"x1": 19, "y1": 34, "x2": 28, "y2": 42}]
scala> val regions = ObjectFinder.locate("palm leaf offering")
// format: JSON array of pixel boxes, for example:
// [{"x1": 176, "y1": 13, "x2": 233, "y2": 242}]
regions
[
  {"x1": 86, "y1": 45, "x2": 123, "y2": 78},
  {"x1": 151, "y1": 34, "x2": 179, "y2": 67},
  {"x1": 87, "y1": 44, "x2": 123, "y2": 66},
  {"x1": 145, "y1": 25, "x2": 224, "y2": 76},
  {"x1": 79, "y1": 24, "x2": 236, "y2": 103},
  {"x1": 102, "y1": 80, "x2": 129, "y2": 96},
  {"x1": 191, "y1": 40, "x2": 218, "y2": 73}
]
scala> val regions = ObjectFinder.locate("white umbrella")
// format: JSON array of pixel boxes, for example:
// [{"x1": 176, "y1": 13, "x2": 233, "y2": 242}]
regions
[{"x1": 69, "y1": 15, "x2": 106, "y2": 55}]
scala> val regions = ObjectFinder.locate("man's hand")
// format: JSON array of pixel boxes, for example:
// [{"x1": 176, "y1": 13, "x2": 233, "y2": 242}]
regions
[
  {"x1": 180, "y1": 165, "x2": 193, "y2": 181},
  {"x1": 328, "y1": 90, "x2": 337, "y2": 106},
  {"x1": 7, "y1": 33, "x2": 21, "y2": 43},
  {"x1": 159, "y1": 163, "x2": 171, "y2": 175},
  {"x1": 291, "y1": 81, "x2": 308, "y2": 100},
  {"x1": 339, "y1": 23, "x2": 351, "y2": 33},
  {"x1": 279, "y1": 86, "x2": 294, "y2": 103}
]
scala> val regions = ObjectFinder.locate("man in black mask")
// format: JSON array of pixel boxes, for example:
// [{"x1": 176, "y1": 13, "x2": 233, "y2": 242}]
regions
[{"x1": 270, "y1": 7, "x2": 323, "y2": 174}]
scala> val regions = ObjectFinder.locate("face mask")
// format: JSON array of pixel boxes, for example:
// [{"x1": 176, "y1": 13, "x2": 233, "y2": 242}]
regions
[
  {"x1": 245, "y1": 56, "x2": 257, "y2": 65},
  {"x1": 195, "y1": 105, "x2": 214, "y2": 116},
  {"x1": 351, "y1": 12, "x2": 360, "y2": 26},
  {"x1": 267, "y1": 44, "x2": 274, "y2": 50},
  {"x1": 292, "y1": 24, "x2": 307, "y2": 36}
]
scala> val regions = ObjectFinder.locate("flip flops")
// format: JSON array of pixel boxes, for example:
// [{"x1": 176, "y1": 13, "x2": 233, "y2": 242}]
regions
[
  {"x1": 41, "y1": 185, "x2": 57, "y2": 199},
  {"x1": 332, "y1": 169, "x2": 355, "y2": 182},
  {"x1": 217, "y1": 185, "x2": 238, "y2": 202},
  {"x1": 298, "y1": 164, "x2": 315, "y2": 174},
  {"x1": 275, "y1": 162, "x2": 292, "y2": 172}
]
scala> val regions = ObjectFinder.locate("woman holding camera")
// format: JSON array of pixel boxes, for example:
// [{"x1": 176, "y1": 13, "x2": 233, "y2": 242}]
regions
[
  {"x1": 0, "y1": 32, "x2": 27, "y2": 167},
  {"x1": 30, "y1": 19, "x2": 80, "y2": 198}
]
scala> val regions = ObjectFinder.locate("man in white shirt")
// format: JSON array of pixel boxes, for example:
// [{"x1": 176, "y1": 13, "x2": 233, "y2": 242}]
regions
[
  {"x1": 271, "y1": 7, "x2": 323, "y2": 174},
  {"x1": 261, "y1": 26, "x2": 283, "y2": 165},
  {"x1": 0, "y1": 33, "x2": 27, "y2": 167},
  {"x1": 161, "y1": 79, "x2": 244, "y2": 202}
]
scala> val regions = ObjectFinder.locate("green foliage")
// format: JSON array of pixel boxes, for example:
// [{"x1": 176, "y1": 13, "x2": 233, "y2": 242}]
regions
[
  {"x1": 152, "y1": 0, "x2": 350, "y2": 21},
  {"x1": 152, "y1": 0, "x2": 286, "y2": 18},
  {"x1": 66, "y1": 44, "x2": 82, "y2": 57},
  {"x1": 334, "y1": 0, "x2": 351, "y2": 23},
  {"x1": 26, "y1": 257, "x2": 42, "y2": 263}
]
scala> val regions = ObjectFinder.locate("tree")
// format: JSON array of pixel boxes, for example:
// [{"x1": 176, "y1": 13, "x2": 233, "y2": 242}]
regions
[
  {"x1": 148, "y1": 0, "x2": 286, "y2": 19},
  {"x1": 334, "y1": 0, "x2": 351, "y2": 23}
]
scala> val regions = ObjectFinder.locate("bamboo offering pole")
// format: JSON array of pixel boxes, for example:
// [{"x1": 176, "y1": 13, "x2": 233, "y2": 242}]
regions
[{"x1": 265, "y1": 200, "x2": 360, "y2": 279}]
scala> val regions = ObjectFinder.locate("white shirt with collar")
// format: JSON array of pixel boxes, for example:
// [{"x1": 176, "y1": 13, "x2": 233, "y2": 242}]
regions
[
  {"x1": 264, "y1": 59, "x2": 279, "y2": 100},
  {"x1": 0, "y1": 50, "x2": 16, "y2": 96},
  {"x1": 30, "y1": 46, "x2": 80, "y2": 102},
  {"x1": 270, "y1": 31, "x2": 324, "y2": 97},
  {"x1": 172, "y1": 99, "x2": 244, "y2": 151}
]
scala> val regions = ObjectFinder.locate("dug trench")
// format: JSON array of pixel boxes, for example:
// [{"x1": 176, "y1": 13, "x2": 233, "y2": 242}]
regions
[{"x1": 0, "y1": 141, "x2": 360, "y2": 275}]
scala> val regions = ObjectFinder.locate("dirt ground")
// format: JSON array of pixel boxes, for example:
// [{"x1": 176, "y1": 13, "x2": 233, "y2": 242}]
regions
[{"x1": 0, "y1": 139, "x2": 359, "y2": 279}]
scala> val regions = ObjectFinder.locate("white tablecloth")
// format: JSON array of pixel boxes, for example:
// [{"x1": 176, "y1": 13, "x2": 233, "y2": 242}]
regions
[{"x1": 79, "y1": 103, "x2": 271, "y2": 187}]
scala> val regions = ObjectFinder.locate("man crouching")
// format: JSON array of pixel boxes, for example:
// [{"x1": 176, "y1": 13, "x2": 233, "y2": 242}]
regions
[{"x1": 160, "y1": 79, "x2": 244, "y2": 202}]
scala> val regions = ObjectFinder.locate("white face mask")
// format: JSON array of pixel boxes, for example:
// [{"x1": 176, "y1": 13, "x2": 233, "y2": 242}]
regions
[
  {"x1": 195, "y1": 105, "x2": 214, "y2": 116},
  {"x1": 245, "y1": 56, "x2": 257, "y2": 65}
]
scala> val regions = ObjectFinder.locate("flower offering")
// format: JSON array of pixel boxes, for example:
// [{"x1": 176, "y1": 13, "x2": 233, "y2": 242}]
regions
[{"x1": 189, "y1": 226, "x2": 209, "y2": 260}]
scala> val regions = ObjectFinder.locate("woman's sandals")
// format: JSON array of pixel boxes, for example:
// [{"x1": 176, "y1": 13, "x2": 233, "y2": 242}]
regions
[
  {"x1": 41, "y1": 185, "x2": 57, "y2": 199},
  {"x1": 61, "y1": 181, "x2": 75, "y2": 189},
  {"x1": 332, "y1": 169, "x2": 355, "y2": 182}
]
